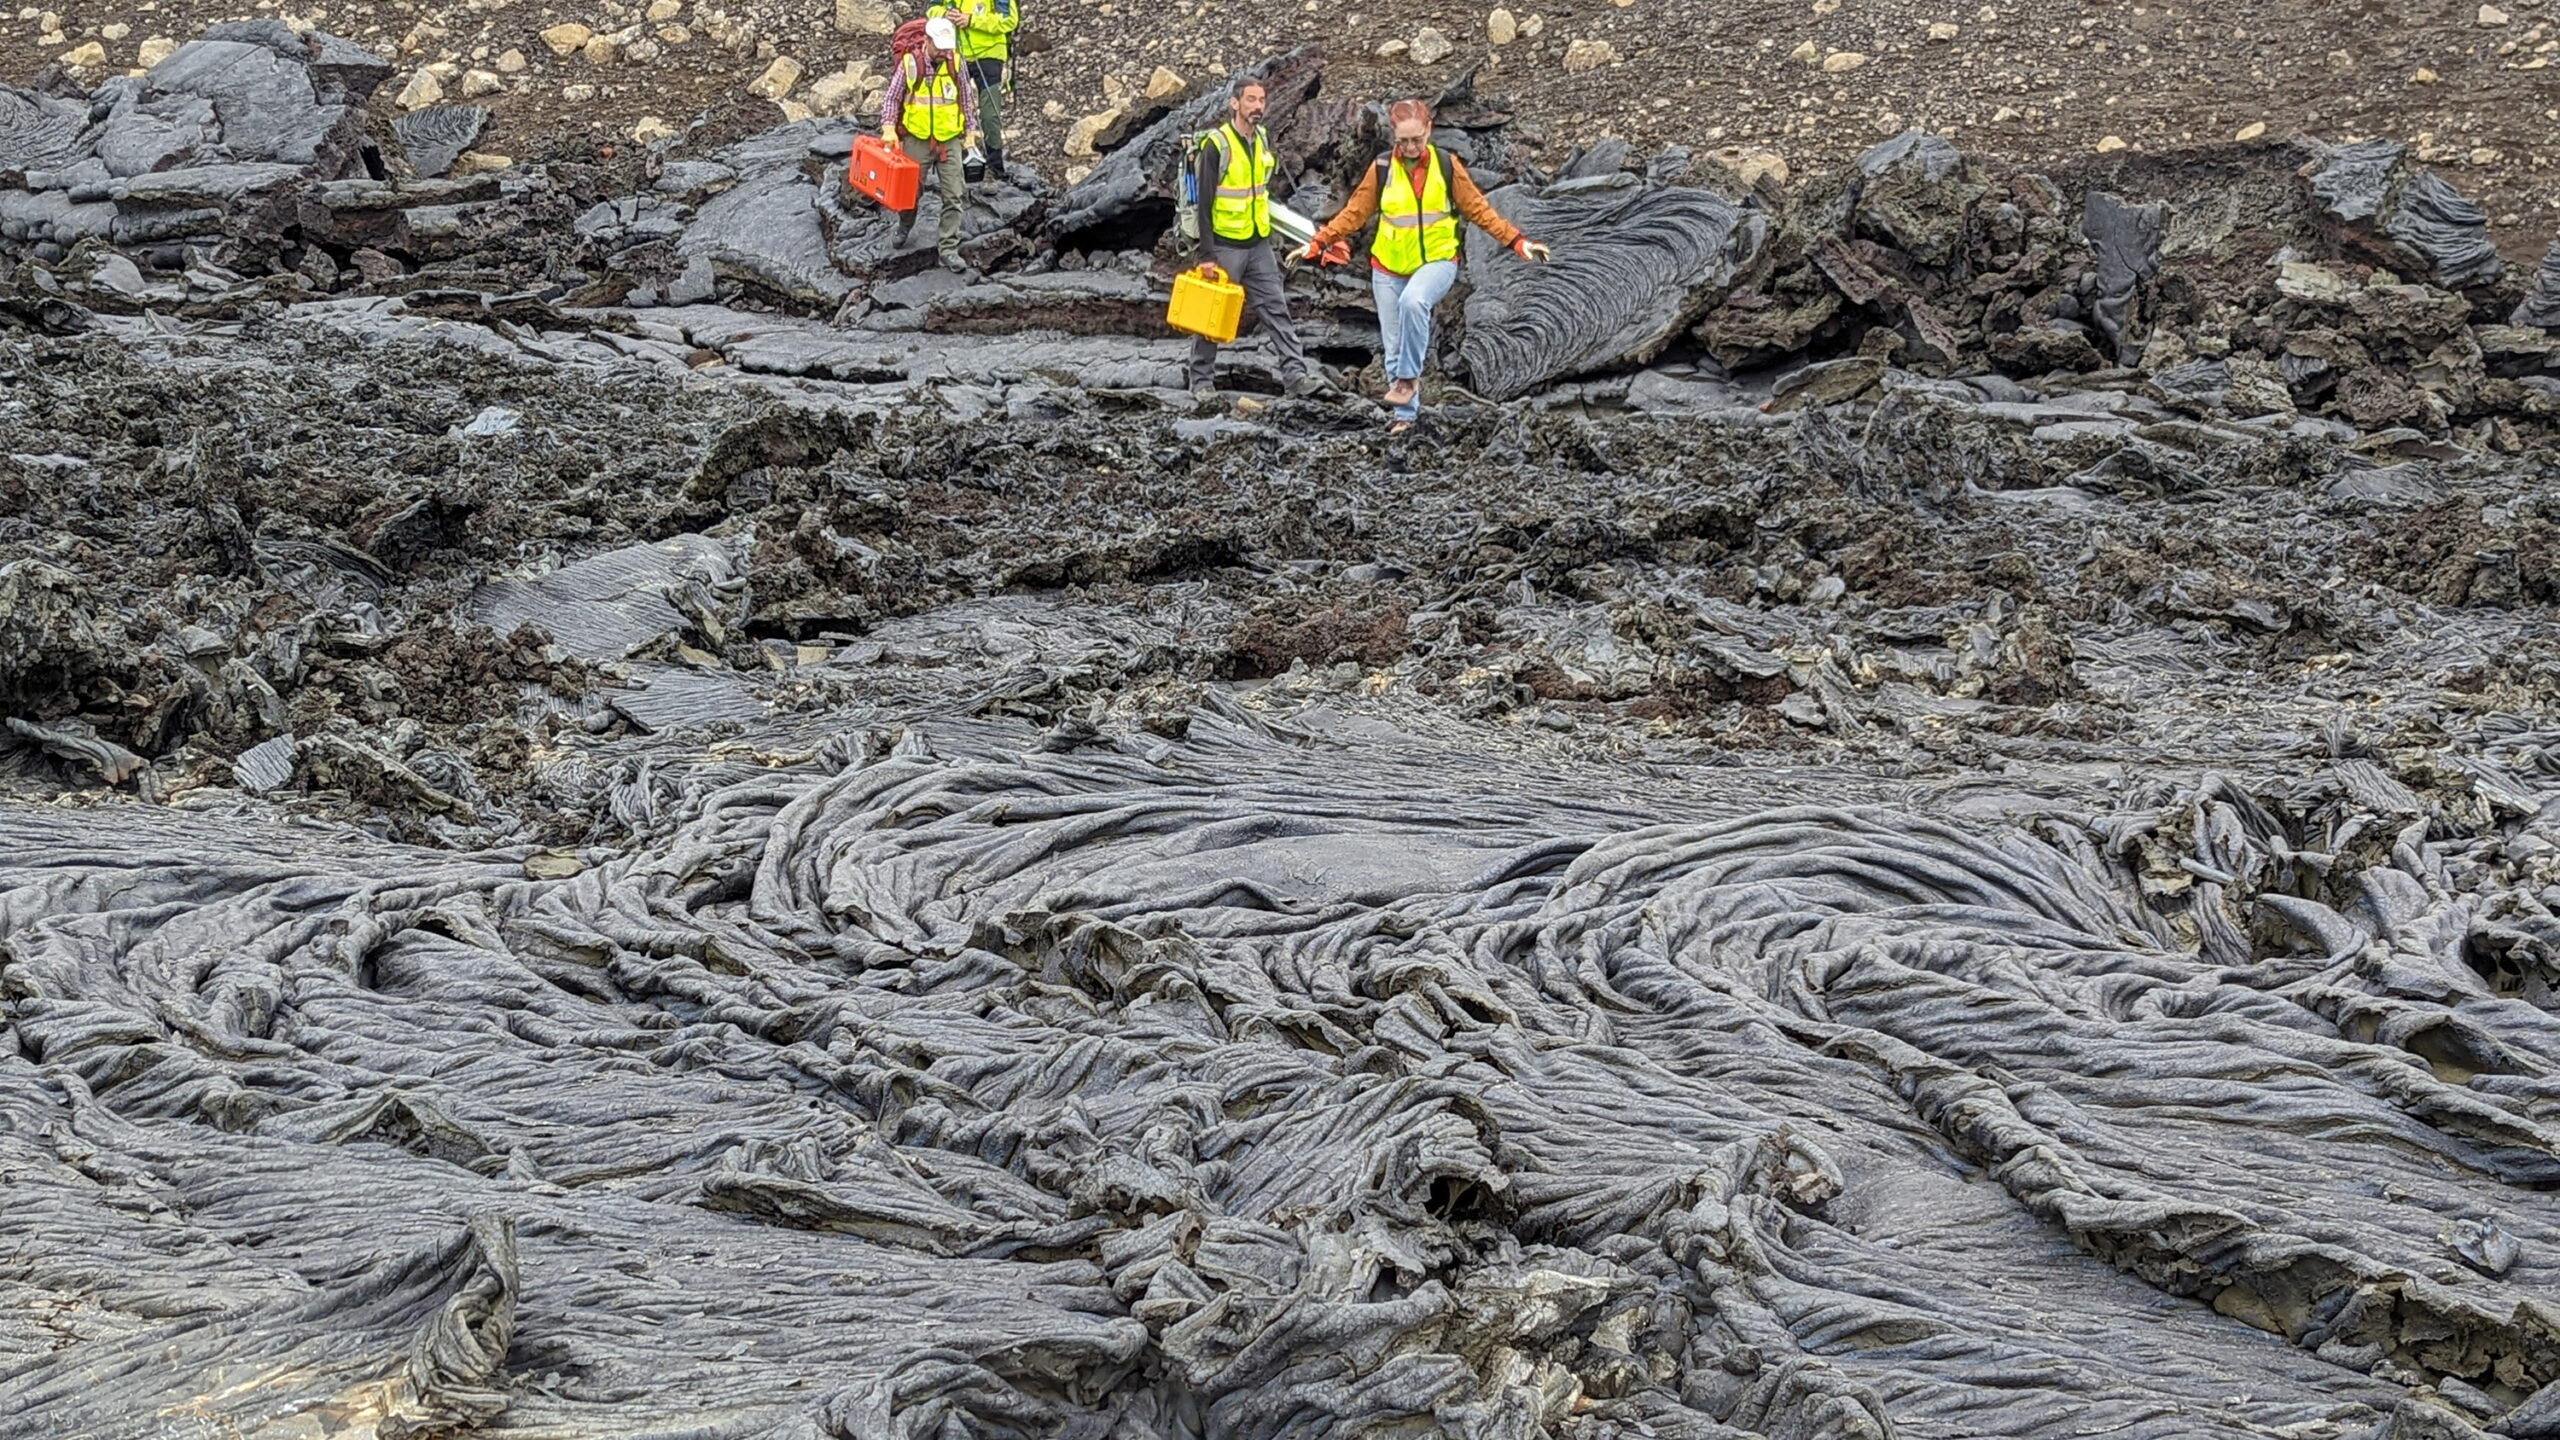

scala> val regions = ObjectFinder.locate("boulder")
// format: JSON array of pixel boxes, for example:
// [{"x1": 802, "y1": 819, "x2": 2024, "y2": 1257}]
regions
[
  {"x1": 1459, "y1": 172, "x2": 1766, "y2": 400},
  {"x1": 2302, "y1": 139, "x2": 2501, "y2": 288},
  {"x1": 2510, "y1": 241, "x2": 2560, "y2": 331},
  {"x1": 393, "y1": 106, "x2": 490, "y2": 180},
  {"x1": 2081, "y1": 189, "x2": 2161, "y2": 364}
]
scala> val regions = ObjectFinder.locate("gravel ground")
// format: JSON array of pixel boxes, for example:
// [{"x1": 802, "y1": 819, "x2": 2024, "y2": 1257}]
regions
[{"x1": 6, "y1": 0, "x2": 2557, "y2": 259}]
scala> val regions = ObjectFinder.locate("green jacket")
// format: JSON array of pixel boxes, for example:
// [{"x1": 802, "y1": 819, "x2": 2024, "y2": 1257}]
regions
[{"x1": 927, "y1": 0, "x2": 1018, "y2": 62}]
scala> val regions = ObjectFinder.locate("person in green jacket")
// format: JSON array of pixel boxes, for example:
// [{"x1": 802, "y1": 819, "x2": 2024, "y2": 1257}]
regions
[{"x1": 926, "y1": 0, "x2": 1019, "y2": 180}]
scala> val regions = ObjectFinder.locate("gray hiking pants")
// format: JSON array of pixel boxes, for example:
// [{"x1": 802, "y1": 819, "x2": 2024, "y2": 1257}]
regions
[{"x1": 1187, "y1": 236, "x2": 1309, "y2": 391}]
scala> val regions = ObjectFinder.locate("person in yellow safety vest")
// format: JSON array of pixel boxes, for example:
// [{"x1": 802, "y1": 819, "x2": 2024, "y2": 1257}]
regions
[
  {"x1": 878, "y1": 16, "x2": 982, "y2": 271},
  {"x1": 1185, "y1": 77, "x2": 1327, "y2": 403},
  {"x1": 925, "y1": 0, "x2": 1018, "y2": 180},
  {"x1": 1303, "y1": 99, "x2": 1551, "y2": 432}
]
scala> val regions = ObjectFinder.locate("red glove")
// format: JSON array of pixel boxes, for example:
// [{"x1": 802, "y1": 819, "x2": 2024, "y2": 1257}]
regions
[{"x1": 1512, "y1": 237, "x2": 1552, "y2": 262}]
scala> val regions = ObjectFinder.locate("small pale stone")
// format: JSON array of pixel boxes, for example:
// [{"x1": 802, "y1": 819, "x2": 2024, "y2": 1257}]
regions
[
  {"x1": 1144, "y1": 65, "x2": 1185, "y2": 98},
  {"x1": 1715, "y1": 147, "x2": 1788, "y2": 185},
  {"x1": 58, "y1": 38, "x2": 102, "y2": 64},
  {"x1": 1519, "y1": 12, "x2": 1544, "y2": 36},
  {"x1": 1788, "y1": 38, "x2": 1819, "y2": 62},
  {"x1": 776, "y1": 98, "x2": 813, "y2": 122},
  {"x1": 2234, "y1": 120, "x2": 2266, "y2": 140},
  {"x1": 582, "y1": 33, "x2": 618, "y2": 63},
  {"x1": 809, "y1": 68, "x2": 874, "y2": 113},
  {"x1": 833, "y1": 0, "x2": 894, "y2": 34},
  {"x1": 1065, "y1": 163, "x2": 1093, "y2": 183},
  {"x1": 2479, "y1": 3, "x2": 2509, "y2": 25},
  {"x1": 747, "y1": 55, "x2": 801, "y2": 99},
  {"x1": 630, "y1": 114, "x2": 676, "y2": 142},
  {"x1": 2469, "y1": 146, "x2": 2502, "y2": 164},
  {"x1": 98, "y1": 20, "x2": 127, "y2": 39},
  {"x1": 1063, "y1": 109, "x2": 1119, "y2": 157},
  {"x1": 645, "y1": 0, "x2": 681, "y2": 18},
  {"x1": 1488, "y1": 7, "x2": 1515, "y2": 43},
  {"x1": 460, "y1": 67, "x2": 504, "y2": 95},
  {"x1": 1927, "y1": 20, "x2": 1958, "y2": 40},
  {"x1": 395, "y1": 68, "x2": 443, "y2": 108},
  {"x1": 561, "y1": 81, "x2": 596, "y2": 101},
  {"x1": 1992, "y1": 103, "x2": 2020, "y2": 121},
  {"x1": 540, "y1": 22, "x2": 591, "y2": 55},
  {"x1": 1041, "y1": 99, "x2": 1066, "y2": 120},
  {"x1": 1375, "y1": 37, "x2": 1408, "y2": 58},
  {"x1": 136, "y1": 34, "x2": 176, "y2": 66},
  {"x1": 2095, "y1": 134, "x2": 2128, "y2": 153},
  {"x1": 494, "y1": 47, "x2": 526, "y2": 72},
  {"x1": 1410, "y1": 26, "x2": 1454, "y2": 65},
  {"x1": 657, "y1": 25, "x2": 688, "y2": 43},
  {"x1": 1562, "y1": 37, "x2": 1620, "y2": 71},
  {"x1": 451, "y1": 150, "x2": 512, "y2": 173},
  {"x1": 1820, "y1": 49, "x2": 1868, "y2": 71},
  {"x1": 2412, "y1": 66, "x2": 2439, "y2": 82}
]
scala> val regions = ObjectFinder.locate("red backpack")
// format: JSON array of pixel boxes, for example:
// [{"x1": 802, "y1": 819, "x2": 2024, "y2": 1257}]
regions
[{"x1": 890, "y1": 18, "x2": 933, "y2": 66}]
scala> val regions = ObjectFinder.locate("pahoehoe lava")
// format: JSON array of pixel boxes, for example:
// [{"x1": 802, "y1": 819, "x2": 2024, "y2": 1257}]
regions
[{"x1": 7, "y1": 20, "x2": 2560, "y2": 1440}]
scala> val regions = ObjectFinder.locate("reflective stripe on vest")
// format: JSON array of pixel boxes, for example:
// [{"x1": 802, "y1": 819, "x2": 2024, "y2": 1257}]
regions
[
  {"x1": 1208, "y1": 124, "x2": 1273, "y2": 242},
  {"x1": 900, "y1": 54, "x2": 967, "y2": 142},
  {"x1": 1371, "y1": 147, "x2": 1458, "y2": 273}
]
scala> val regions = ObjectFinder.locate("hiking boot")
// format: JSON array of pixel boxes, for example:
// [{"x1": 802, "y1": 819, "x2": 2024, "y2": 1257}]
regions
[
  {"x1": 893, "y1": 217, "x2": 915, "y2": 249},
  {"x1": 1189, "y1": 384, "x2": 1219, "y2": 410},
  {"x1": 940, "y1": 252, "x2": 971, "y2": 275},
  {"x1": 985, "y1": 151, "x2": 1007, "y2": 182}
]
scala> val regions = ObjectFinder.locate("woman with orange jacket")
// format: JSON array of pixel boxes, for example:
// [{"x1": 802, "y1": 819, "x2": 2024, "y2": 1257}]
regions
[{"x1": 1302, "y1": 99, "x2": 1551, "y2": 431}]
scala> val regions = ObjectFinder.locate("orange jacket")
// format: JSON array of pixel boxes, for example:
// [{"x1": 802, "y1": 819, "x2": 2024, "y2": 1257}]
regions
[{"x1": 1312, "y1": 149, "x2": 1524, "y2": 269}]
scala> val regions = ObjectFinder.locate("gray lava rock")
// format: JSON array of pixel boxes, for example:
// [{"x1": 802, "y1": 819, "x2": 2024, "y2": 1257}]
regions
[
  {"x1": 2304, "y1": 139, "x2": 2502, "y2": 289},
  {"x1": 680, "y1": 169, "x2": 854, "y2": 305},
  {"x1": 2511, "y1": 241, "x2": 2560, "y2": 332},
  {"x1": 144, "y1": 39, "x2": 353, "y2": 170},
  {"x1": 0, "y1": 86, "x2": 95, "y2": 172},
  {"x1": 1459, "y1": 172, "x2": 1764, "y2": 400},
  {"x1": 2082, "y1": 190, "x2": 2162, "y2": 365},
  {"x1": 393, "y1": 105, "x2": 488, "y2": 181}
]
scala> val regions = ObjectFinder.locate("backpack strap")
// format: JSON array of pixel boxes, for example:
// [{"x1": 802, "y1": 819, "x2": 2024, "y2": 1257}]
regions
[{"x1": 1375, "y1": 145, "x2": 1454, "y2": 194}]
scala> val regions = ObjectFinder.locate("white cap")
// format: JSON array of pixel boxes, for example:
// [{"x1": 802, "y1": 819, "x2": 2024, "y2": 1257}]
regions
[{"x1": 925, "y1": 16, "x2": 957, "y2": 48}]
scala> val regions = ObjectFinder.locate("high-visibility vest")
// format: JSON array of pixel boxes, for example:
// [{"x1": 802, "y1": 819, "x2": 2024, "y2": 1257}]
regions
[
  {"x1": 1372, "y1": 147, "x2": 1459, "y2": 274},
  {"x1": 899, "y1": 52, "x2": 967, "y2": 142},
  {"x1": 929, "y1": 0, "x2": 1018, "y2": 62},
  {"x1": 1206, "y1": 124, "x2": 1273, "y2": 242}
]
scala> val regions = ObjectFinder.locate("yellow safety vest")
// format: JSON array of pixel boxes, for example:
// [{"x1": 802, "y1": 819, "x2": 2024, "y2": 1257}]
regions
[
  {"x1": 1372, "y1": 148, "x2": 1459, "y2": 274},
  {"x1": 928, "y1": 0, "x2": 1018, "y2": 63},
  {"x1": 899, "y1": 53, "x2": 967, "y2": 143},
  {"x1": 1208, "y1": 124, "x2": 1273, "y2": 242}
]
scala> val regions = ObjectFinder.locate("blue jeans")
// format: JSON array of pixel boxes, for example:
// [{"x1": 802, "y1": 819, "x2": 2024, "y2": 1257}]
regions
[{"x1": 1372, "y1": 259, "x2": 1458, "y2": 418}]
